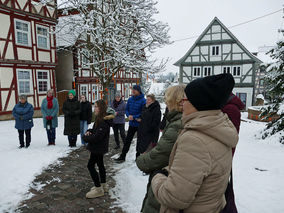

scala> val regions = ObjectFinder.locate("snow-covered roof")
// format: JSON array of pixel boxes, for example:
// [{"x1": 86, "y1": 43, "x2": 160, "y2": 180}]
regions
[{"x1": 256, "y1": 94, "x2": 265, "y2": 100}]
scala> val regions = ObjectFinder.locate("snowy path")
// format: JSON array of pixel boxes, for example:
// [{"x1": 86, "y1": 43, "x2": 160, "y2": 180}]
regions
[
  {"x1": 110, "y1": 113, "x2": 284, "y2": 213},
  {"x1": 0, "y1": 117, "x2": 76, "y2": 213}
]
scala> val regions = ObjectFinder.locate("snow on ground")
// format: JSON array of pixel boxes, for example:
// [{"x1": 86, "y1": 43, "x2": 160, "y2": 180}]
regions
[
  {"x1": 110, "y1": 139, "x2": 148, "y2": 213},
  {"x1": 0, "y1": 117, "x2": 80, "y2": 213},
  {"x1": 110, "y1": 112, "x2": 284, "y2": 213}
]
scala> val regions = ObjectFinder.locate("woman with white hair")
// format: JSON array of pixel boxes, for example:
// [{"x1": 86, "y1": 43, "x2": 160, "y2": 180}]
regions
[
  {"x1": 41, "y1": 89, "x2": 59, "y2": 145},
  {"x1": 12, "y1": 95, "x2": 34, "y2": 148}
]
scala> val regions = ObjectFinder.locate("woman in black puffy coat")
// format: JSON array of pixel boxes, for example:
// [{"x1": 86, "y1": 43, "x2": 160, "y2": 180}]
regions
[{"x1": 136, "y1": 94, "x2": 161, "y2": 158}]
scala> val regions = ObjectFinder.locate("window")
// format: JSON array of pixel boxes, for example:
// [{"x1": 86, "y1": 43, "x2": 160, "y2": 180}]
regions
[
  {"x1": 81, "y1": 49, "x2": 89, "y2": 67},
  {"x1": 232, "y1": 66, "x2": 241, "y2": 76},
  {"x1": 193, "y1": 67, "x2": 201, "y2": 77},
  {"x1": 37, "y1": 25, "x2": 49, "y2": 49},
  {"x1": 259, "y1": 79, "x2": 264, "y2": 86},
  {"x1": 17, "y1": 69, "x2": 32, "y2": 94},
  {"x1": 15, "y1": 19, "x2": 31, "y2": 46},
  {"x1": 236, "y1": 93, "x2": 247, "y2": 106},
  {"x1": 80, "y1": 85, "x2": 88, "y2": 97},
  {"x1": 92, "y1": 85, "x2": 99, "y2": 103},
  {"x1": 211, "y1": 45, "x2": 220, "y2": 56},
  {"x1": 223, "y1": 66, "x2": 231, "y2": 74},
  {"x1": 37, "y1": 70, "x2": 49, "y2": 93},
  {"x1": 203, "y1": 67, "x2": 212, "y2": 77}
]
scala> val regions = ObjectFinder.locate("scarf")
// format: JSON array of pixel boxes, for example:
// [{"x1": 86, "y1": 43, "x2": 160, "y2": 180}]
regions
[{"x1": 47, "y1": 96, "x2": 53, "y2": 109}]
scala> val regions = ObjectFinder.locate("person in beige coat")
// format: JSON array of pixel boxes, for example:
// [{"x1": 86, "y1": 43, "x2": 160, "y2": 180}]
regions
[{"x1": 151, "y1": 73, "x2": 239, "y2": 213}]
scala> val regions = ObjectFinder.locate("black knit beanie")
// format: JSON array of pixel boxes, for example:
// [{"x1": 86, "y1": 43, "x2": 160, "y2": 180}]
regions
[{"x1": 184, "y1": 73, "x2": 235, "y2": 111}]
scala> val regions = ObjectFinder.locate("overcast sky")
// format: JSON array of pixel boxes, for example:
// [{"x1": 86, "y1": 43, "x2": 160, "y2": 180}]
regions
[{"x1": 152, "y1": 0, "x2": 284, "y2": 74}]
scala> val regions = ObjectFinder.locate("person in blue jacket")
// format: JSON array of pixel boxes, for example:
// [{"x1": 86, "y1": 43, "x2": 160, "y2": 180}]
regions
[
  {"x1": 12, "y1": 95, "x2": 34, "y2": 148},
  {"x1": 41, "y1": 89, "x2": 59, "y2": 145},
  {"x1": 115, "y1": 85, "x2": 146, "y2": 163}
]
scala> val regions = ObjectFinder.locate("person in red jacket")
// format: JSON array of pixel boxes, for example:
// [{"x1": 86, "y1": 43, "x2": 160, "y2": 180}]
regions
[{"x1": 221, "y1": 93, "x2": 245, "y2": 213}]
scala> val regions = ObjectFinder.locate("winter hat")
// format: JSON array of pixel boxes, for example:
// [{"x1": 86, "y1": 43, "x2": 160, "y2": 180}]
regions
[
  {"x1": 184, "y1": 73, "x2": 235, "y2": 111},
  {"x1": 133, "y1": 85, "x2": 142, "y2": 93},
  {"x1": 115, "y1": 92, "x2": 121, "y2": 98},
  {"x1": 19, "y1": 94, "x2": 27, "y2": 100},
  {"x1": 68, "y1": 89, "x2": 76, "y2": 96}
]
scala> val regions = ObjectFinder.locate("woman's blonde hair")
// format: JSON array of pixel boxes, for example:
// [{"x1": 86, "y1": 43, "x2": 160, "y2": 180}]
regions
[{"x1": 164, "y1": 84, "x2": 185, "y2": 112}]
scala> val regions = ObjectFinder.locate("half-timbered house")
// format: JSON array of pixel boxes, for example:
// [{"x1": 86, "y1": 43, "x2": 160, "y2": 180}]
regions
[
  {"x1": 175, "y1": 17, "x2": 262, "y2": 108},
  {"x1": 0, "y1": 0, "x2": 57, "y2": 120}
]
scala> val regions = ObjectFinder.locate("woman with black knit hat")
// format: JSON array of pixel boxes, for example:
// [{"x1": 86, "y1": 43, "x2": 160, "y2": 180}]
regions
[{"x1": 151, "y1": 74, "x2": 239, "y2": 213}]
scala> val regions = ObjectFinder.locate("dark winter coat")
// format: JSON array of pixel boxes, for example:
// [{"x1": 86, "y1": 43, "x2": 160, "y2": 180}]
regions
[
  {"x1": 41, "y1": 97, "x2": 59, "y2": 129},
  {"x1": 12, "y1": 102, "x2": 34, "y2": 130},
  {"x1": 222, "y1": 94, "x2": 245, "y2": 133},
  {"x1": 83, "y1": 115, "x2": 114, "y2": 154},
  {"x1": 137, "y1": 101, "x2": 161, "y2": 154},
  {"x1": 80, "y1": 101, "x2": 92, "y2": 124},
  {"x1": 111, "y1": 99, "x2": 126, "y2": 124},
  {"x1": 160, "y1": 107, "x2": 169, "y2": 131},
  {"x1": 136, "y1": 110, "x2": 182, "y2": 213},
  {"x1": 62, "y1": 98, "x2": 81, "y2": 136},
  {"x1": 126, "y1": 94, "x2": 146, "y2": 127}
]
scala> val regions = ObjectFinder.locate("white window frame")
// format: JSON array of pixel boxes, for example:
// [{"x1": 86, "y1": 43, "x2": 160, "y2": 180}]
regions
[
  {"x1": 81, "y1": 49, "x2": 90, "y2": 68},
  {"x1": 223, "y1": 66, "x2": 231, "y2": 74},
  {"x1": 80, "y1": 84, "x2": 88, "y2": 97},
  {"x1": 14, "y1": 19, "x2": 31, "y2": 47},
  {"x1": 17, "y1": 69, "x2": 33, "y2": 95},
  {"x1": 211, "y1": 45, "x2": 221, "y2": 56},
  {"x1": 36, "y1": 70, "x2": 50, "y2": 94},
  {"x1": 36, "y1": 24, "x2": 50, "y2": 50},
  {"x1": 203, "y1": 66, "x2": 212, "y2": 77},
  {"x1": 232, "y1": 66, "x2": 241, "y2": 77},
  {"x1": 193, "y1": 66, "x2": 201, "y2": 77},
  {"x1": 92, "y1": 85, "x2": 99, "y2": 103}
]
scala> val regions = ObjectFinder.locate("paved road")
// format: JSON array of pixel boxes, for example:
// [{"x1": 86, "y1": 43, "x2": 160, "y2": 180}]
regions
[{"x1": 17, "y1": 135, "x2": 125, "y2": 213}]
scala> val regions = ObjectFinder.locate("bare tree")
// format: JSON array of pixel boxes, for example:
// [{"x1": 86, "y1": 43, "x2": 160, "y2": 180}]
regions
[{"x1": 56, "y1": 0, "x2": 170, "y2": 98}]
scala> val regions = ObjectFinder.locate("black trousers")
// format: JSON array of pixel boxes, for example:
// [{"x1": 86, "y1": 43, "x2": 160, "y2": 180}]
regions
[
  {"x1": 68, "y1": 135, "x2": 77, "y2": 147},
  {"x1": 18, "y1": 129, "x2": 31, "y2": 147},
  {"x1": 121, "y1": 126, "x2": 138, "y2": 158},
  {"x1": 87, "y1": 153, "x2": 106, "y2": 187},
  {"x1": 112, "y1": 124, "x2": 126, "y2": 146}
]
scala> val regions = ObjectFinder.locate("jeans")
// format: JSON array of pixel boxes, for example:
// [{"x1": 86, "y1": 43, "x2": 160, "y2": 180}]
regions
[
  {"x1": 68, "y1": 135, "x2": 77, "y2": 147},
  {"x1": 121, "y1": 126, "x2": 138, "y2": 158},
  {"x1": 87, "y1": 153, "x2": 106, "y2": 187},
  {"x1": 46, "y1": 128, "x2": 56, "y2": 144},
  {"x1": 18, "y1": 129, "x2": 31, "y2": 147},
  {"x1": 80, "y1": 120, "x2": 88, "y2": 145},
  {"x1": 112, "y1": 123, "x2": 126, "y2": 146}
]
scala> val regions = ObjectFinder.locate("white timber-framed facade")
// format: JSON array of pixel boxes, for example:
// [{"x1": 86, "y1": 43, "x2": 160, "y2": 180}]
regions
[
  {"x1": 0, "y1": 0, "x2": 57, "y2": 120},
  {"x1": 175, "y1": 17, "x2": 262, "y2": 109}
]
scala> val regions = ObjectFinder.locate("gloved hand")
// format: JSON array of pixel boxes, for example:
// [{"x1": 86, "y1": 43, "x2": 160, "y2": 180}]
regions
[
  {"x1": 150, "y1": 169, "x2": 169, "y2": 182},
  {"x1": 46, "y1": 116, "x2": 53, "y2": 120}
]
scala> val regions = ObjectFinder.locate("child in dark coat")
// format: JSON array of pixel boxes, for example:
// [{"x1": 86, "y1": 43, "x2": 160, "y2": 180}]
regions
[{"x1": 83, "y1": 100, "x2": 114, "y2": 199}]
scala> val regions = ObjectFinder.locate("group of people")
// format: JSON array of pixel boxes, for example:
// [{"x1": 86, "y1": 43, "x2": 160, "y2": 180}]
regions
[
  {"x1": 12, "y1": 72, "x2": 245, "y2": 213},
  {"x1": 12, "y1": 89, "x2": 93, "y2": 148}
]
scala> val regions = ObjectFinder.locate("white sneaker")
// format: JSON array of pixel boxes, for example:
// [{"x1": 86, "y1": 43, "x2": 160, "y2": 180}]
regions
[
  {"x1": 86, "y1": 186, "x2": 104, "y2": 199},
  {"x1": 91, "y1": 183, "x2": 109, "y2": 193},
  {"x1": 101, "y1": 183, "x2": 109, "y2": 193}
]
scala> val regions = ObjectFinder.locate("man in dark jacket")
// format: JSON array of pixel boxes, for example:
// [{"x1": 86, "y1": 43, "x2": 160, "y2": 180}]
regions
[
  {"x1": 111, "y1": 93, "x2": 126, "y2": 149},
  {"x1": 136, "y1": 94, "x2": 161, "y2": 158},
  {"x1": 115, "y1": 85, "x2": 146, "y2": 163}
]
